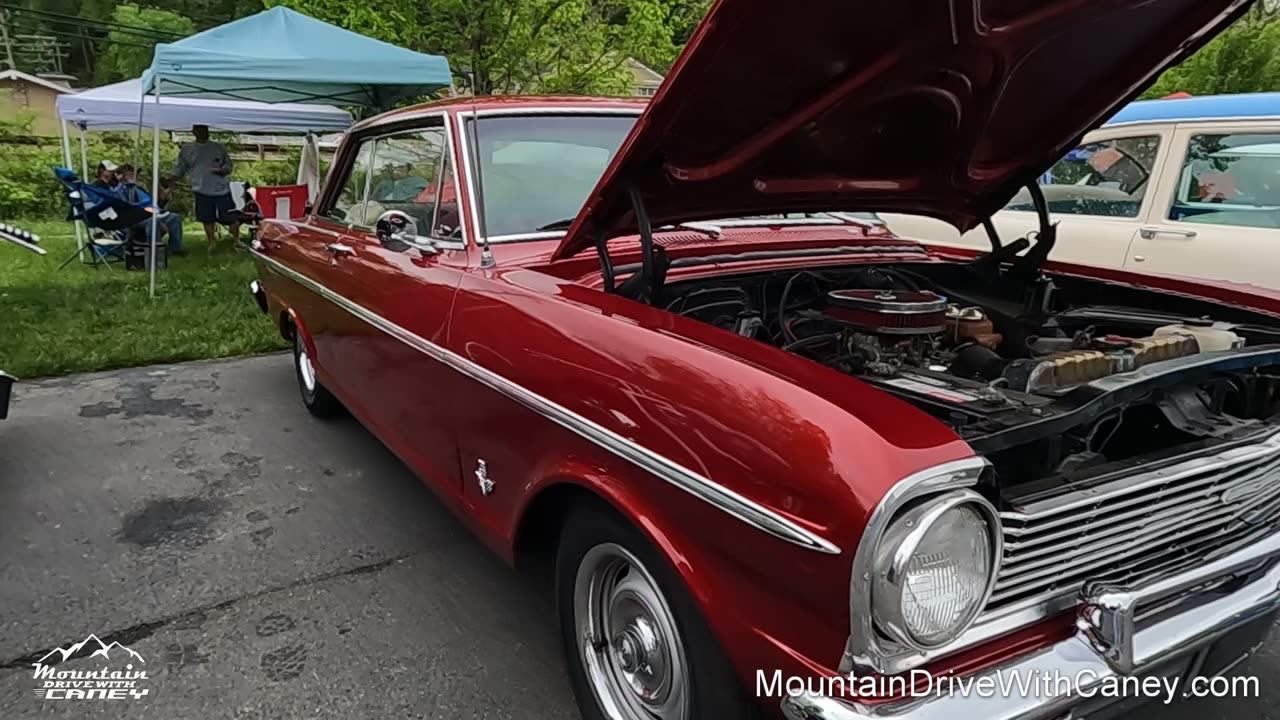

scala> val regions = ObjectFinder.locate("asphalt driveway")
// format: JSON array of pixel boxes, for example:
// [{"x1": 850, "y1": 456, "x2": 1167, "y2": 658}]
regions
[{"x1": 0, "y1": 355, "x2": 1276, "y2": 718}]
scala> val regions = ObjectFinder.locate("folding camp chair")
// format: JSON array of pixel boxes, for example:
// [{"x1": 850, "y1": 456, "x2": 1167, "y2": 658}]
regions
[
  {"x1": 217, "y1": 181, "x2": 261, "y2": 250},
  {"x1": 53, "y1": 167, "x2": 154, "y2": 270}
]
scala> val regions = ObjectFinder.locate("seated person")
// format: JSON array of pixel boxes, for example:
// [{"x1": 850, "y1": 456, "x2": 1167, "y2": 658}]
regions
[
  {"x1": 89, "y1": 160, "x2": 118, "y2": 193},
  {"x1": 116, "y1": 164, "x2": 186, "y2": 257}
]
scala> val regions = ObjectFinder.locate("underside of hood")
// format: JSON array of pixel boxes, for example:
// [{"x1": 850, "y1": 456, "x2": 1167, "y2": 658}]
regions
[{"x1": 554, "y1": 0, "x2": 1251, "y2": 260}]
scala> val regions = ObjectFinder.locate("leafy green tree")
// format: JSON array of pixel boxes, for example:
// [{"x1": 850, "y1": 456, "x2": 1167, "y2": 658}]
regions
[
  {"x1": 263, "y1": 0, "x2": 425, "y2": 47},
  {"x1": 1144, "y1": 16, "x2": 1280, "y2": 98},
  {"x1": 94, "y1": 5, "x2": 197, "y2": 84},
  {"x1": 269, "y1": 0, "x2": 708, "y2": 96}
]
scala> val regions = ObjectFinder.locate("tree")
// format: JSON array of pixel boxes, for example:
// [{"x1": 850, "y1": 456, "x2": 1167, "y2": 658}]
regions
[
  {"x1": 263, "y1": 0, "x2": 426, "y2": 48},
  {"x1": 1143, "y1": 15, "x2": 1280, "y2": 98},
  {"x1": 270, "y1": 0, "x2": 709, "y2": 96},
  {"x1": 94, "y1": 4, "x2": 196, "y2": 84},
  {"x1": 421, "y1": 0, "x2": 710, "y2": 95}
]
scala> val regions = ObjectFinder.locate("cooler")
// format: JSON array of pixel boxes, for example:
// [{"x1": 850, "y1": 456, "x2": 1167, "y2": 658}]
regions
[{"x1": 255, "y1": 185, "x2": 309, "y2": 220}]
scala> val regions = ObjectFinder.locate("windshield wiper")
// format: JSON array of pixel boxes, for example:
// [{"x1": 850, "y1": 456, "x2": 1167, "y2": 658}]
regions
[{"x1": 535, "y1": 218, "x2": 575, "y2": 231}]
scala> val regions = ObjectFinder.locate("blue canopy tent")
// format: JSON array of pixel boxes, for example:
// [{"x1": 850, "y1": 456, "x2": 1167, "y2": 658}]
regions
[
  {"x1": 141, "y1": 7, "x2": 452, "y2": 107},
  {"x1": 135, "y1": 6, "x2": 452, "y2": 296}
]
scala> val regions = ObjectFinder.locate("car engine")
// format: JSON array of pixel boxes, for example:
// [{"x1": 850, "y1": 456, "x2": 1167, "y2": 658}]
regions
[{"x1": 663, "y1": 264, "x2": 1280, "y2": 484}]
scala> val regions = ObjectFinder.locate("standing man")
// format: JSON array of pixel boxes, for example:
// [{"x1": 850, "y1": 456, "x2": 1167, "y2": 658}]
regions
[{"x1": 172, "y1": 124, "x2": 239, "y2": 252}]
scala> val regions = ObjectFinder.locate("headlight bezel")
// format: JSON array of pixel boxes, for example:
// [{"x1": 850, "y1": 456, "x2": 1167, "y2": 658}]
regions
[
  {"x1": 870, "y1": 489, "x2": 1002, "y2": 651},
  {"x1": 840, "y1": 457, "x2": 1002, "y2": 675}
]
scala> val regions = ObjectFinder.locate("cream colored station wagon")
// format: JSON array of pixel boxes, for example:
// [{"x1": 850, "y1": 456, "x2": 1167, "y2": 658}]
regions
[{"x1": 885, "y1": 93, "x2": 1280, "y2": 289}]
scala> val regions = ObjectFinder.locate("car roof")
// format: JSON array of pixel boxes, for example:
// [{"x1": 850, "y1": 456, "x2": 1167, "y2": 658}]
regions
[{"x1": 1105, "y1": 92, "x2": 1280, "y2": 127}]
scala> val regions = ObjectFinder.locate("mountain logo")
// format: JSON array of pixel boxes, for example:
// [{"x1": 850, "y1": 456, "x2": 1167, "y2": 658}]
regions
[
  {"x1": 31, "y1": 634, "x2": 151, "y2": 701},
  {"x1": 37, "y1": 635, "x2": 146, "y2": 666}
]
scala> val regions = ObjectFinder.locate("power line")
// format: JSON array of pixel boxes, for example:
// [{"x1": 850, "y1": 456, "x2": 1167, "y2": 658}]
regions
[
  {"x1": 0, "y1": 4, "x2": 186, "y2": 41},
  {"x1": 12, "y1": 26, "x2": 160, "y2": 52}
]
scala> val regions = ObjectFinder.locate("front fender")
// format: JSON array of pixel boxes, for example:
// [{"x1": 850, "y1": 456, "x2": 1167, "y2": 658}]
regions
[
  {"x1": 513, "y1": 458, "x2": 856, "y2": 694},
  {"x1": 449, "y1": 267, "x2": 974, "y2": 690}
]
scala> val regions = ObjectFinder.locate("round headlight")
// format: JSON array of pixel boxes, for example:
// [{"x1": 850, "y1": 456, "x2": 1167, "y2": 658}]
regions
[{"x1": 870, "y1": 490, "x2": 1000, "y2": 650}]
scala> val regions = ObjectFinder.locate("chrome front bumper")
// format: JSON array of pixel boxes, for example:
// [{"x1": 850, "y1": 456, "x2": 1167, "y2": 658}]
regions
[{"x1": 782, "y1": 529, "x2": 1280, "y2": 719}]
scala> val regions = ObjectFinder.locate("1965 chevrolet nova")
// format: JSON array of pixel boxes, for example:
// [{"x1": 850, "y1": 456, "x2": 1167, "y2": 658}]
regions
[{"x1": 251, "y1": 0, "x2": 1280, "y2": 717}]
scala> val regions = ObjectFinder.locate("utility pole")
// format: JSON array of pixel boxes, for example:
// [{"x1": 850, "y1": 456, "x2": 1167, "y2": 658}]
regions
[{"x1": 0, "y1": 10, "x2": 16, "y2": 71}]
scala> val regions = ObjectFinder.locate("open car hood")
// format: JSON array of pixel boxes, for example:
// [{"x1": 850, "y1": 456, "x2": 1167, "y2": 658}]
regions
[{"x1": 553, "y1": 0, "x2": 1250, "y2": 260}]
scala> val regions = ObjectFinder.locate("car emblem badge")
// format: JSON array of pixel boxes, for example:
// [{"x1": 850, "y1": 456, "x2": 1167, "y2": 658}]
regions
[{"x1": 475, "y1": 459, "x2": 495, "y2": 496}]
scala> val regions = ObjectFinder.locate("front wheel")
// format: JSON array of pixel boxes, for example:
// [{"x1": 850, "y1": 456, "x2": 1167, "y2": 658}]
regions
[
  {"x1": 293, "y1": 331, "x2": 342, "y2": 418},
  {"x1": 555, "y1": 506, "x2": 755, "y2": 720}
]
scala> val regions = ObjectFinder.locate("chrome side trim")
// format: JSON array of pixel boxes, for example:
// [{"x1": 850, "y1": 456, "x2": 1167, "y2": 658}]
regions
[
  {"x1": 252, "y1": 251, "x2": 841, "y2": 555},
  {"x1": 841, "y1": 457, "x2": 990, "y2": 674}
]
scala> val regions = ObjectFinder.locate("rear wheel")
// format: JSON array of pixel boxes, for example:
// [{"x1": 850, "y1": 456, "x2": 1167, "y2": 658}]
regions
[
  {"x1": 555, "y1": 505, "x2": 755, "y2": 720},
  {"x1": 293, "y1": 330, "x2": 341, "y2": 418}
]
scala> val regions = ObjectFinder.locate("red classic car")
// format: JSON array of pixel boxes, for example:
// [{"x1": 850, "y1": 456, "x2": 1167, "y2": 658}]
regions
[{"x1": 251, "y1": 0, "x2": 1280, "y2": 718}]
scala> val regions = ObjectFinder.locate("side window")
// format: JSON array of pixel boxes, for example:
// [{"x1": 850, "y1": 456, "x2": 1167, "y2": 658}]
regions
[
  {"x1": 1006, "y1": 135, "x2": 1160, "y2": 218},
  {"x1": 366, "y1": 126, "x2": 446, "y2": 237},
  {"x1": 324, "y1": 141, "x2": 374, "y2": 226},
  {"x1": 1169, "y1": 132, "x2": 1280, "y2": 229}
]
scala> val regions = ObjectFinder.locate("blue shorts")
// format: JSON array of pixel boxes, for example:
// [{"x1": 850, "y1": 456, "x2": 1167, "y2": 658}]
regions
[{"x1": 194, "y1": 192, "x2": 236, "y2": 224}]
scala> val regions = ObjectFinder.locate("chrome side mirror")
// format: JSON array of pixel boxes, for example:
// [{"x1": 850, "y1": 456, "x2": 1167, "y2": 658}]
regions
[{"x1": 375, "y1": 210, "x2": 437, "y2": 255}]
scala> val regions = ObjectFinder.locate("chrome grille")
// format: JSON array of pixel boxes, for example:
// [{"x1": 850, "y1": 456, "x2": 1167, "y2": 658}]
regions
[{"x1": 987, "y1": 431, "x2": 1280, "y2": 613}]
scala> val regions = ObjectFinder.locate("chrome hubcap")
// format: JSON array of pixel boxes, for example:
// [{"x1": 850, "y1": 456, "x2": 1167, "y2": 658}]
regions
[
  {"x1": 575, "y1": 543, "x2": 689, "y2": 720},
  {"x1": 297, "y1": 345, "x2": 316, "y2": 392}
]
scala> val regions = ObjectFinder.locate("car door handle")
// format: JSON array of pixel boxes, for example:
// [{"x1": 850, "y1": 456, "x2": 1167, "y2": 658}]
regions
[
  {"x1": 1133, "y1": 255, "x2": 1146, "y2": 262},
  {"x1": 1139, "y1": 226, "x2": 1197, "y2": 239},
  {"x1": 325, "y1": 243, "x2": 356, "y2": 256}
]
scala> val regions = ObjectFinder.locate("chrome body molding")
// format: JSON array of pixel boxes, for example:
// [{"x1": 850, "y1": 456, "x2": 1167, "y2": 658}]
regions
[
  {"x1": 252, "y1": 250, "x2": 841, "y2": 555},
  {"x1": 784, "y1": 527, "x2": 1280, "y2": 719},
  {"x1": 841, "y1": 457, "x2": 990, "y2": 675}
]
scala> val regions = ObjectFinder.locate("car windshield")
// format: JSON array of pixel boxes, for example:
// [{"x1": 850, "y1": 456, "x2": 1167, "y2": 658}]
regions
[
  {"x1": 466, "y1": 114, "x2": 637, "y2": 238},
  {"x1": 466, "y1": 114, "x2": 884, "y2": 239}
]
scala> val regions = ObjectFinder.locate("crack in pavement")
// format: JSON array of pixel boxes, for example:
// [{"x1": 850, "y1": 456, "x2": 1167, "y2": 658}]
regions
[{"x1": 0, "y1": 552, "x2": 414, "y2": 672}]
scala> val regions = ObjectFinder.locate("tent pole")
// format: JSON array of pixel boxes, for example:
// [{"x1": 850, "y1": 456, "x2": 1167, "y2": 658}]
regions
[
  {"x1": 149, "y1": 79, "x2": 162, "y2": 300},
  {"x1": 133, "y1": 80, "x2": 148, "y2": 169},
  {"x1": 60, "y1": 119, "x2": 85, "y2": 262},
  {"x1": 78, "y1": 123, "x2": 91, "y2": 265},
  {"x1": 77, "y1": 124, "x2": 89, "y2": 186}
]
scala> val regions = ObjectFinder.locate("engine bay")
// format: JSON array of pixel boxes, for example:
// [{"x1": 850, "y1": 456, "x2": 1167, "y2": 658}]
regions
[{"x1": 663, "y1": 264, "x2": 1280, "y2": 485}]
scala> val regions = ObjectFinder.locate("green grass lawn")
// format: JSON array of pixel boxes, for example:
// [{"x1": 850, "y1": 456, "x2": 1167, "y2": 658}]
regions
[{"x1": 1, "y1": 218, "x2": 288, "y2": 379}]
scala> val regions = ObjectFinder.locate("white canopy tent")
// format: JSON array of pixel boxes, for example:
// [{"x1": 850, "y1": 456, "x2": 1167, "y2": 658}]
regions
[
  {"x1": 54, "y1": 77, "x2": 353, "y2": 280},
  {"x1": 56, "y1": 77, "x2": 354, "y2": 132}
]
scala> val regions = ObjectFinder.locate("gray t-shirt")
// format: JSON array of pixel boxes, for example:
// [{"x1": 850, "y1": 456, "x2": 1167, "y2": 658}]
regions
[{"x1": 173, "y1": 140, "x2": 232, "y2": 197}]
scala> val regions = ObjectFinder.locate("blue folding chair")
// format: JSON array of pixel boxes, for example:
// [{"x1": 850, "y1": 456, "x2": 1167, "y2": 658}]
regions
[{"x1": 53, "y1": 167, "x2": 154, "y2": 270}]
